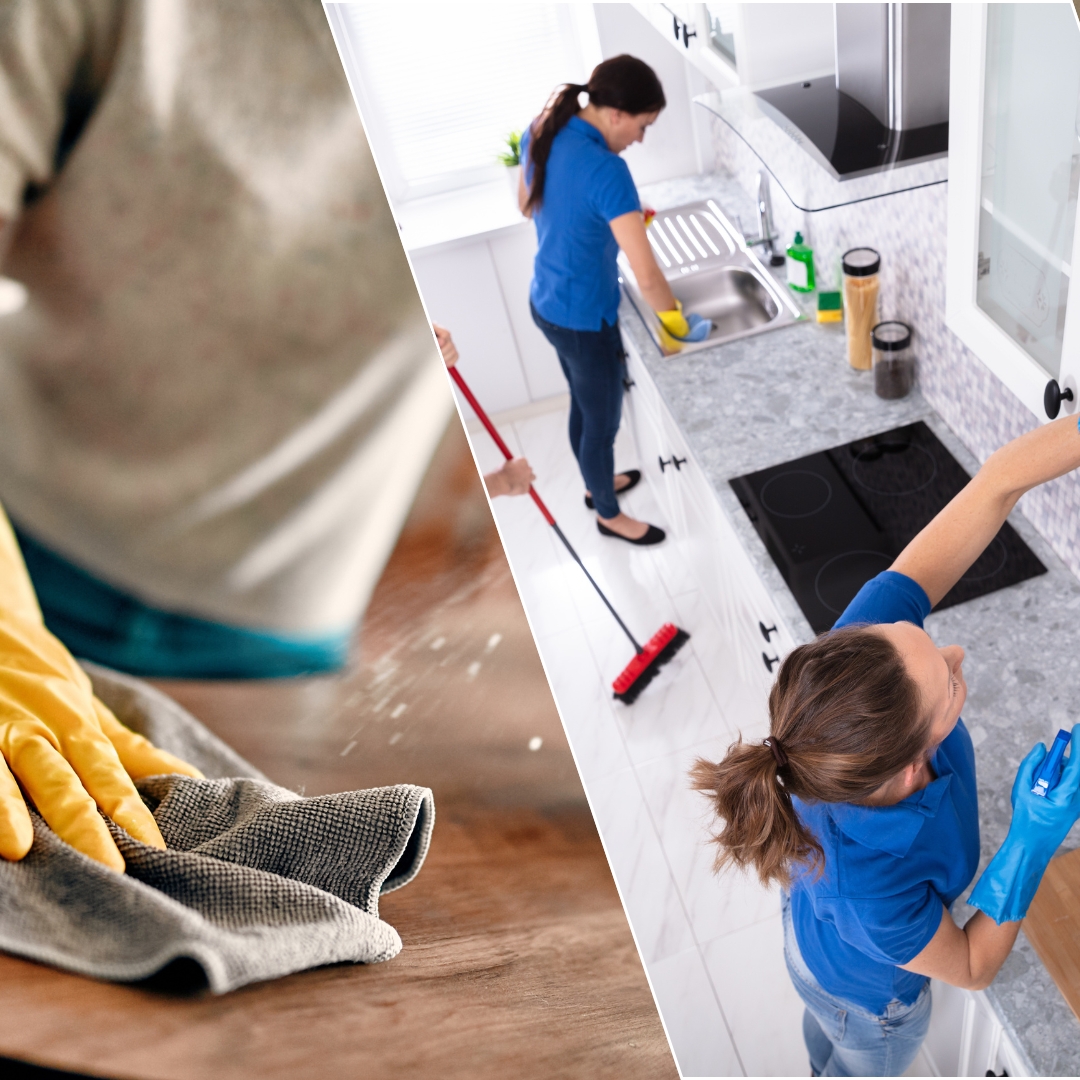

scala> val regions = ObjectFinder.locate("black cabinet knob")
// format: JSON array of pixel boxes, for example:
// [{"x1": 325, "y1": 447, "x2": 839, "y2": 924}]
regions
[
  {"x1": 672, "y1": 14, "x2": 680, "y2": 39},
  {"x1": 762, "y1": 652, "x2": 780, "y2": 673},
  {"x1": 1044, "y1": 378, "x2": 1074, "y2": 419},
  {"x1": 682, "y1": 23, "x2": 697, "y2": 47},
  {"x1": 622, "y1": 376, "x2": 635, "y2": 392},
  {"x1": 759, "y1": 621, "x2": 778, "y2": 642},
  {"x1": 659, "y1": 455, "x2": 671, "y2": 472}
]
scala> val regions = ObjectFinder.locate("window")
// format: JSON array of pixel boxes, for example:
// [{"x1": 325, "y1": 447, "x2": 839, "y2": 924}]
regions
[{"x1": 327, "y1": 3, "x2": 598, "y2": 201}]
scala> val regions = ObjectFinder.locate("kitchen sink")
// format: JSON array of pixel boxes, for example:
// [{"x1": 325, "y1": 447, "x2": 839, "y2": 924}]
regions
[{"x1": 619, "y1": 199, "x2": 804, "y2": 356}]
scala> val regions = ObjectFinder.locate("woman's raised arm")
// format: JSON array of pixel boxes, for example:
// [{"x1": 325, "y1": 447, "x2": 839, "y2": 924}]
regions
[{"x1": 892, "y1": 413, "x2": 1080, "y2": 606}]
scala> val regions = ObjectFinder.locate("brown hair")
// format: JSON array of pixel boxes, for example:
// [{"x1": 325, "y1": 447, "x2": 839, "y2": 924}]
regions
[
  {"x1": 690, "y1": 625, "x2": 931, "y2": 888},
  {"x1": 524, "y1": 54, "x2": 666, "y2": 214}
]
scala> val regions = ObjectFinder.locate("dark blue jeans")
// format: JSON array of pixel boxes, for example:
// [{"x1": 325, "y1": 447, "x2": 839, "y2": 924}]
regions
[{"x1": 531, "y1": 302, "x2": 626, "y2": 518}]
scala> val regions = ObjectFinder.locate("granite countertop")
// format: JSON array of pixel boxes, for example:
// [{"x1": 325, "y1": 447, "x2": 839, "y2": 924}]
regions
[{"x1": 628, "y1": 175, "x2": 1080, "y2": 1076}]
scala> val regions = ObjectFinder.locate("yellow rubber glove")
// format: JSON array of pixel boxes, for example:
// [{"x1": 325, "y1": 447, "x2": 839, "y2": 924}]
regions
[
  {"x1": 0, "y1": 505, "x2": 202, "y2": 871},
  {"x1": 657, "y1": 300, "x2": 691, "y2": 340}
]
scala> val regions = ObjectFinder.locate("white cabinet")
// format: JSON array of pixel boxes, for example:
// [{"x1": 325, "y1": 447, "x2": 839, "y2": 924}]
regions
[
  {"x1": 622, "y1": 338, "x2": 793, "y2": 724},
  {"x1": 923, "y1": 980, "x2": 1030, "y2": 1077},
  {"x1": 409, "y1": 225, "x2": 567, "y2": 416},
  {"x1": 630, "y1": 3, "x2": 835, "y2": 93},
  {"x1": 946, "y1": 3, "x2": 1080, "y2": 422}
]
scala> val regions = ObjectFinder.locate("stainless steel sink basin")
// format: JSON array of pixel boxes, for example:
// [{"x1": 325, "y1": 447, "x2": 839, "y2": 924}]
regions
[{"x1": 619, "y1": 199, "x2": 804, "y2": 356}]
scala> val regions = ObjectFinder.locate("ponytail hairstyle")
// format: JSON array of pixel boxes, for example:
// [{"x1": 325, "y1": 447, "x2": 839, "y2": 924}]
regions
[
  {"x1": 690, "y1": 625, "x2": 932, "y2": 888},
  {"x1": 524, "y1": 54, "x2": 666, "y2": 214}
]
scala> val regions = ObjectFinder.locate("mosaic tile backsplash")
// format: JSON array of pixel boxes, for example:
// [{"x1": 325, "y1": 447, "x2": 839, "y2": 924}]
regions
[{"x1": 704, "y1": 111, "x2": 1080, "y2": 584}]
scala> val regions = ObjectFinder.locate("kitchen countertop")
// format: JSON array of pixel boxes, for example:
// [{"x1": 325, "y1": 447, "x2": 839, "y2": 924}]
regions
[{"x1": 625, "y1": 174, "x2": 1080, "y2": 1077}]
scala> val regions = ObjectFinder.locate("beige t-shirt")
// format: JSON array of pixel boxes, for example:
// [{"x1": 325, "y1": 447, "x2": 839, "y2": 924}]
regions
[{"x1": 0, "y1": 0, "x2": 449, "y2": 635}]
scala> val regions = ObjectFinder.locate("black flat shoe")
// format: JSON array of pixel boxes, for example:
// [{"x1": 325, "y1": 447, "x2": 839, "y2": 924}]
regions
[
  {"x1": 584, "y1": 469, "x2": 642, "y2": 510},
  {"x1": 597, "y1": 521, "x2": 666, "y2": 545}
]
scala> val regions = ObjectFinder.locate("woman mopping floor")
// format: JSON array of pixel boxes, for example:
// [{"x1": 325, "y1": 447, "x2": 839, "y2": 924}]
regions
[
  {"x1": 694, "y1": 414, "x2": 1080, "y2": 1077},
  {"x1": 520, "y1": 55, "x2": 710, "y2": 547}
]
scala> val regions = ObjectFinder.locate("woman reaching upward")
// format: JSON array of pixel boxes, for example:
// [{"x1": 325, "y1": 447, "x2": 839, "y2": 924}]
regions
[{"x1": 694, "y1": 414, "x2": 1080, "y2": 1076}]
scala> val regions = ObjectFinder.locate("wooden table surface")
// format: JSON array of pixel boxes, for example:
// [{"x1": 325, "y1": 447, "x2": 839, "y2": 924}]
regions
[
  {"x1": 0, "y1": 424, "x2": 676, "y2": 1080},
  {"x1": 1025, "y1": 847, "x2": 1080, "y2": 1025}
]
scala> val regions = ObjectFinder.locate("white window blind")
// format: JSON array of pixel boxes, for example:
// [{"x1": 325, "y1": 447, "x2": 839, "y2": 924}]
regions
[{"x1": 337, "y1": 3, "x2": 591, "y2": 199}]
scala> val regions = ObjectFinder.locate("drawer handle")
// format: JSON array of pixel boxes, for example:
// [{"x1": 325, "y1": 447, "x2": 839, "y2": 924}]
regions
[
  {"x1": 659, "y1": 455, "x2": 687, "y2": 472},
  {"x1": 762, "y1": 652, "x2": 780, "y2": 673},
  {"x1": 759, "y1": 622, "x2": 778, "y2": 642}
]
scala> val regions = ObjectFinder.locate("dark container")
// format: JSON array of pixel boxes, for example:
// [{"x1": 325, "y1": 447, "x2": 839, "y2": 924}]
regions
[{"x1": 872, "y1": 320, "x2": 914, "y2": 399}]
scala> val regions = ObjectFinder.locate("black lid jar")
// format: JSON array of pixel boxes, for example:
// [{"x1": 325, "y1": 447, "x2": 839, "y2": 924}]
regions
[
  {"x1": 871, "y1": 321, "x2": 914, "y2": 399},
  {"x1": 842, "y1": 248, "x2": 882, "y2": 277}
]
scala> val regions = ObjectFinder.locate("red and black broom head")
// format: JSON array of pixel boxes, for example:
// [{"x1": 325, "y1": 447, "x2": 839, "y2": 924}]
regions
[{"x1": 612, "y1": 623, "x2": 690, "y2": 704}]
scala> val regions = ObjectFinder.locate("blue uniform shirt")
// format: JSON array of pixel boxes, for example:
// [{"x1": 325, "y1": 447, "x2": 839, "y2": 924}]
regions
[
  {"x1": 522, "y1": 116, "x2": 640, "y2": 331},
  {"x1": 790, "y1": 571, "x2": 981, "y2": 1014}
]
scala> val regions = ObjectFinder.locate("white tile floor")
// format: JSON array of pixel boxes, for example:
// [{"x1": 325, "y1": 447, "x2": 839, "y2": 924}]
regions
[{"x1": 466, "y1": 398, "x2": 936, "y2": 1079}]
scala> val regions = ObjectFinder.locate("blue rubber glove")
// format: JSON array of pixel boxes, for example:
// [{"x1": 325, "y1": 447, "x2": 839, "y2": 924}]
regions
[
  {"x1": 968, "y1": 725, "x2": 1080, "y2": 924},
  {"x1": 682, "y1": 313, "x2": 713, "y2": 342}
]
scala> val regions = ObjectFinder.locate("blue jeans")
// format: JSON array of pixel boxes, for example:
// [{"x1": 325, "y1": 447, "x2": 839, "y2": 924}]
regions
[
  {"x1": 782, "y1": 891, "x2": 932, "y2": 1077},
  {"x1": 530, "y1": 302, "x2": 626, "y2": 519}
]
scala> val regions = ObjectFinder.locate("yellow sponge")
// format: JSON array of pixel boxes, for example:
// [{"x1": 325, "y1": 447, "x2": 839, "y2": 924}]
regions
[{"x1": 817, "y1": 290, "x2": 843, "y2": 323}]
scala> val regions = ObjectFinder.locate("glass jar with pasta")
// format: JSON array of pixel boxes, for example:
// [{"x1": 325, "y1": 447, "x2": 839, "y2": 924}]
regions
[{"x1": 842, "y1": 248, "x2": 881, "y2": 371}]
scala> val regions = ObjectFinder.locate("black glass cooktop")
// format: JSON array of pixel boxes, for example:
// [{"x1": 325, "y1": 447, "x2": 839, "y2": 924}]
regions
[{"x1": 729, "y1": 422, "x2": 1046, "y2": 633}]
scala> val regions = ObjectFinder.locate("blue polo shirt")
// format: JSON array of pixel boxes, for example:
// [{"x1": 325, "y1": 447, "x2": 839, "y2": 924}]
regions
[
  {"x1": 522, "y1": 116, "x2": 640, "y2": 331},
  {"x1": 790, "y1": 571, "x2": 981, "y2": 1014}
]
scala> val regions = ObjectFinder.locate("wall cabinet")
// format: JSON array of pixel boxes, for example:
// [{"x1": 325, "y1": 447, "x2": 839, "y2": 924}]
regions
[
  {"x1": 947, "y1": 3, "x2": 1080, "y2": 422},
  {"x1": 631, "y1": 3, "x2": 835, "y2": 92}
]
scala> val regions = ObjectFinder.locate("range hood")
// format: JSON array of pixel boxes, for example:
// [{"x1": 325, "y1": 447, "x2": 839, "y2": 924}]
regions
[
  {"x1": 757, "y1": 4, "x2": 950, "y2": 180},
  {"x1": 693, "y1": 3, "x2": 951, "y2": 212}
]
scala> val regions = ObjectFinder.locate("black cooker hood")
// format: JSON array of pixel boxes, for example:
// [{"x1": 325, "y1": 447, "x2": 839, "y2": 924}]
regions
[
  {"x1": 751, "y1": 4, "x2": 951, "y2": 182},
  {"x1": 754, "y1": 77, "x2": 948, "y2": 182}
]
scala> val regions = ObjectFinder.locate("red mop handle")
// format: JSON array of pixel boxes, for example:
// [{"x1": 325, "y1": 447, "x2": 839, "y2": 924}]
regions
[{"x1": 448, "y1": 365, "x2": 556, "y2": 526}]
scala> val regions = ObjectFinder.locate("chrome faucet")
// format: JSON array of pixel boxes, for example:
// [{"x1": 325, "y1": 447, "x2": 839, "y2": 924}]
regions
[{"x1": 753, "y1": 170, "x2": 786, "y2": 267}]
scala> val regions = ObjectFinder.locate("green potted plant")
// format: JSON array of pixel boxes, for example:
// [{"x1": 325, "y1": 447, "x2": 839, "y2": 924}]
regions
[{"x1": 498, "y1": 130, "x2": 523, "y2": 201}]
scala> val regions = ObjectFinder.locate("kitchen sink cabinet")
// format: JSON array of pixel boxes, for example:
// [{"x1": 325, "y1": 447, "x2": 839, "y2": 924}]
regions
[{"x1": 947, "y1": 2, "x2": 1080, "y2": 423}]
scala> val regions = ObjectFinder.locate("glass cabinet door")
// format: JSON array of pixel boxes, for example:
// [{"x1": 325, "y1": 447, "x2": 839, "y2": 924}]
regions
[
  {"x1": 976, "y1": 3, "x2": 1080, "y2": 382},
  {"x1": 704, "y1": 3, "x2": 737, "y2": 65}
]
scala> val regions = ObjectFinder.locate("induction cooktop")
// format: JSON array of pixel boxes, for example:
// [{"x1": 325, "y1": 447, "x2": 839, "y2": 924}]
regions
[{"x1": 729, "y1": 422, "x2": 1046, "y2": 633}]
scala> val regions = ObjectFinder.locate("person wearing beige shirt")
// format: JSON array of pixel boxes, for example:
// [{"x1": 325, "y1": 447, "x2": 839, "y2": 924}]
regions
[{"x1": 0, "y1": 0, "x2": 451, "y2": 677}]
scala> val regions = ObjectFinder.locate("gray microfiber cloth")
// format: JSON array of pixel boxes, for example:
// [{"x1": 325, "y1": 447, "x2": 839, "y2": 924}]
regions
[{"x1": 0, "y1": 661, "x2": 434, "y2": 993}]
